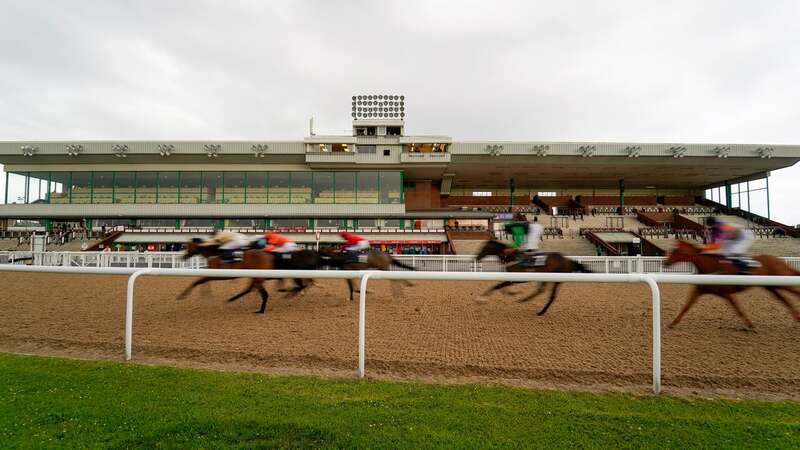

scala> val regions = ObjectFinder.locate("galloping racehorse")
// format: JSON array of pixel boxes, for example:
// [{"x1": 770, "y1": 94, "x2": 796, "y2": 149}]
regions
[
  {"x1": 664, "y1": 240, "x2": 800, "y2": 329},
  {"x1": 476, "y1": 239, "x2": 591, "y2": 316},
  {"x1": 178, "y1": 238, "x2": 319, "y2": 313},
  {"x1": 320, "y1": 248, "x2": 416, "y2": 301}
]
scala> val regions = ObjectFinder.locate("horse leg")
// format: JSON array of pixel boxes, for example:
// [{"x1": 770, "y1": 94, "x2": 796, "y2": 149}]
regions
[
  {"x1": 719, "y1": 293, "x2": 754, "y2": 330},
  {"x1": 669, "y1": 287, "x2": 703, "y2": 328},
  {"x1": 347, "y1": 278, "x2": 355, "y2": 302},
  {"x1": 518, "y1": 282, "x2": 547, "y2": 303},
  {"x1": 177, "y1": 277, "x2": 212, "y2": 300},
  {"x1": 481, "y1": 281, "x2": 515, "y2": 297},
  {"x1": 778, "y1": 286, "x2": 800, "y2": 299},
  {"x1": 255, "y1": 279, "x2": 269, "y2": 314},
  {"x1": 227, "y1": 279, "x2": 256, "y2": 303},
  {"x1": 536, "y1": 282, "x2": 560, "y2": 316},
  {"x1": 767, "y1": 288, "x2": 800, "y2": 322}
]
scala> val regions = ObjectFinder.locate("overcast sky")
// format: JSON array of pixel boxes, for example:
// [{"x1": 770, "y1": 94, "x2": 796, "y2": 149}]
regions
[{"x1": 1, "y1": 1, "x2": 798, "y2": 222}]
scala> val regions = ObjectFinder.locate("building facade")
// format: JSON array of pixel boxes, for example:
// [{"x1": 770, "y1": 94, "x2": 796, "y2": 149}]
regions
[{"x1": 1, "y1": 95, "x2": 798, "y2": 252}]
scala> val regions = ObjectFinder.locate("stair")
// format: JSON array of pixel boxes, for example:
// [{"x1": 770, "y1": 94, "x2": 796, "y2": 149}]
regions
[{"x1": 540, "y1": 238, "x2": 599, "y2": 256}]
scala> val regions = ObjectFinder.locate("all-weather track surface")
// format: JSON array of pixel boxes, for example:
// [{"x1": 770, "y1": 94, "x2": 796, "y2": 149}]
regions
[{"x1": 0, "y1": 273, "x2": 798, "y2": 400}]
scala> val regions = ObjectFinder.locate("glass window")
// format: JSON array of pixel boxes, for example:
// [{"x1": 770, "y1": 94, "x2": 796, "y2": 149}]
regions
[
  {"x1": 27, "y1": 172, "x2": 49, "y2": 204},
  {"x1": 357, "y1": 172, "x2": 379, "y2": 204},
  {"x1": 49, "y1": 172, "x2": 69, "y2": 204},
  {"x1": 92, "y1": 172, "x2": 114, "y2": 204},
  {"x1": 271, "y1": 218, "x2": 308, "y2": 228},
  {"x1": 749, "y1": 189, "x2": 769, "y2": 217},
  {"x1": 357, "y1": 218, "x2": 378, "y2": 227},
  {"x1": 223, "y1": 172, "x2": 246, "y2": 204},
  {"x1": 268, "y1": 172, "x2": 290, "y2": 204},
  {"x1": 384, "y1": 219, "x2": 401, "y2": 228},
  {"x1": 380, "y1": 172, "x2": 402, "y2": 204},
  {"x1": 749, "y1": 178, "x2": 767, "y2": 190},
  {"x1": 334, "y1": 172, "x2": 356, "y2": 204},
  {"x1": 202, "y1": 172, "x2": 223, "y2": 204},
  {"x1": 226, "y1": 219, "x2": 257, "y2": 228},
  {"x1": 184, "y1": 219, "x2": 216, "y2": 228},
  {"x1": 96, "y1": 218, "x2": 130, "y2": 228},
  {"x1": 6, "y1": 173, "x2": 27, "y2": 204},
  {"x1": 157, "y1": 172, "x2": 179, "y2": 204},
  {"x1": 246, "y1": 172, "x2": 268, "y2": 204},
  {"x1": 180, "y1": 172, "x2": 201, "y2": 204},
  {"x1": 114, "y1": 172, "x2": 135, "y2": 204},
  {"x1": 70, "y1": 172, "x2": 92, "y2": 204},
  {"x1": 136, "y1": 172, "x2": 158, "y2": 204},
  {"x1": 313, "y1": 172, "x2": 334, "y2": 204},
  {"x1": 140, "y1": 219, "x2": 175, "y2": 228},
  {"x1": 315, "y1": 218, "x2": 341, "y2": 228},
  {"x1": 290, "y1": 172, "x2": 312, "y2": 204}
]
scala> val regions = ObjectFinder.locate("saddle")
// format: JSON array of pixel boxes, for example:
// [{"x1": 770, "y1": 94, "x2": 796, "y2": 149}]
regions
[
  {"x1": 709, "y1": 254, "x2": 760, "y2": 275},
  {"x1": 513, "y1": 252, "x2": 549, "y2": 269}
]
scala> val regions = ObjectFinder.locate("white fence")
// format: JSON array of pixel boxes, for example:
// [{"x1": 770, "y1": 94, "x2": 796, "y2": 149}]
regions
[
  {"x1": 4, "y1": 251, "x2": 800, "y2": 274},
  {"x1": 2, "y1": 264, "x2": 800, "y2": 395}
]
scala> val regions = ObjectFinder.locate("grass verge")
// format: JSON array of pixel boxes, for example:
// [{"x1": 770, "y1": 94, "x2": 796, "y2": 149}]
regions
[{"x1": 0, "y1": 353, "x2": 798, "y2": 448}]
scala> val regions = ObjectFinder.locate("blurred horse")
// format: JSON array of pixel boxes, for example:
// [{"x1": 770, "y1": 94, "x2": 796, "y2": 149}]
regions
[
  {"x1": 475, "y1": 239, "x2": 591, "y2": 316},
  {"x1": 664, "y1": 240, "x2": 800, "y2": 329},
  {"x1": 320, "y1": 248, "x2": 416, "y2": 301}
]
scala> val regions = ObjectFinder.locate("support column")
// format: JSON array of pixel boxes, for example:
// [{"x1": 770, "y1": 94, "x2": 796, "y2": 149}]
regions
[
  {"x1": 619, "y1": 178, "x2": 625, "y2": 213},
  {"x1": 724, "y1": 181, "x2": 732, "y2": 208},
  {"x1": 509, "y1": 178, "x2": 515, "y2": 210},
  {"x1": 766, "y1": 175, "x2": 771, "y2": 219}
]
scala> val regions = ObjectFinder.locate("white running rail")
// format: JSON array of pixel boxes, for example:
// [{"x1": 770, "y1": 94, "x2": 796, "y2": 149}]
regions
[{"x1": 5, "y1": 251, "x2": 800, "y2": 274}]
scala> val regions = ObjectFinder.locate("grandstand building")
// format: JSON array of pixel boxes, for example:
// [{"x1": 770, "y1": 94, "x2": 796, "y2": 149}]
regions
[{"x1": 2, "y1": 94, "x2": 799, "y2": 255}]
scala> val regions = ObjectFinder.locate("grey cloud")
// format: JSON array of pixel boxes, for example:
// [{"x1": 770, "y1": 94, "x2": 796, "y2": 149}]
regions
[{"x1": 1, "y1": 0, "x2": 799, "y2": 222}]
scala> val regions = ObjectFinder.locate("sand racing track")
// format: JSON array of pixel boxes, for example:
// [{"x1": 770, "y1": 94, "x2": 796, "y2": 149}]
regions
[{"x1": 1, "y1": 273, "x2": 798, "y2": 399}]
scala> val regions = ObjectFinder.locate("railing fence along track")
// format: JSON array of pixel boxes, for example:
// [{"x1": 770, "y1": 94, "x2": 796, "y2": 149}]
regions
[
  {"x1": 4, "y1": 251, "x2": 800, "y2": 274},
  {"x1": 2, "y1": 264, "x2": 799, "y2": 395}
]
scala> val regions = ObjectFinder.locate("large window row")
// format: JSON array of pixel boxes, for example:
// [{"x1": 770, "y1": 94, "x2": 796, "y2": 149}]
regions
[
  {"x1": 4, "y1": 171, "x2": 403, "y2": 205},
  {"x1": 704, "y1": 177, "x2": 769, "y2": 218}
]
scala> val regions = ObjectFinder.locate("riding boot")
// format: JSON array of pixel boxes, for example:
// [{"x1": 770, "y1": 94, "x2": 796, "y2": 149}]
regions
[{"x1": 220, "y1": 249, "x2": 235, "y2": 264}]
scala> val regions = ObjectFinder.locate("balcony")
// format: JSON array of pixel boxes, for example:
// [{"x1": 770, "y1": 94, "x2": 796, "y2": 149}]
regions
[
  {"x1": 400, "y1": 152, "x2": 451, "y2": 163},
  {"x1": 305, "y1": 150, "x2": 401, "y2": 165},
  {"x1": 305, "y1": 151, "x2": 357, "y2": 164}
]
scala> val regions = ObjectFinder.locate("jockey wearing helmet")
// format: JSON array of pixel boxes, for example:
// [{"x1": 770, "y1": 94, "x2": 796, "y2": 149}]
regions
[
  {"x1": 339, "y1": 231, "x2": 370, "y2": 261},
  {"x1": 202, "y1": 230, "x2": 250, "y2": 263},
  {"x1": 704, "y1": 216, "x2": 755, "y2": 271},
  {"x1": 263, "y1": 231, "x2": 298, "y2": 253}
]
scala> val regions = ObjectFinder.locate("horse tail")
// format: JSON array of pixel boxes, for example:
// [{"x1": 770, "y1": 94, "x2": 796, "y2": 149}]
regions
[{"x1": 390, "y1": 257, "x2": 416, "y2": 271}]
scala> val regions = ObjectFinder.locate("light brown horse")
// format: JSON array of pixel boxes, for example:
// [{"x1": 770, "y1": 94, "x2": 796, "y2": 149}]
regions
[
  {"x1": 178, "y1": 239, "x2": 307, "y2": 314},
  {"x1": 664, "y1": 240, "x2": 800, "y2": 329}
]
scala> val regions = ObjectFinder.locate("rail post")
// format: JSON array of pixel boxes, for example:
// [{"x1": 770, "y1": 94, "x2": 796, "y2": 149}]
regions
[
  {"x1": 125, "y1": 269, "x2": 152, "y2": 360},
  {"x1": 641, "y1": 274, "x2": 661, "y2": 394},
  {"x1": 358, "y1": 271, "x2": 376, "y2": 378}
]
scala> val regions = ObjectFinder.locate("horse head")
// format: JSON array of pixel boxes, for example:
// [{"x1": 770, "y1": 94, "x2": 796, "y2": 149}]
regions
[
  {"x1": 476, "y1": 239, "x2": 512, "y2": 262},
  {"x1": 664, "y1": 240, "x2": 701, "y2": 266},
  {"x1": 182, "y1": 237, "x2": 205, "y2": 260}
]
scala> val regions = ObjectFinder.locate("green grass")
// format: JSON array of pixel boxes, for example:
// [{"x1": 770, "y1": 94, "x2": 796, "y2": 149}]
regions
[{"x1": 0, "y1": 354, "x2": 798, "y2": 449}]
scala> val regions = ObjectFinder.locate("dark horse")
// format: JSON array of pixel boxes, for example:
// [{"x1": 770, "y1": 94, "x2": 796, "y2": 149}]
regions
[
  {"x1": 178, "y1": 238, "x2": 321, "y2": 313},
  {"x1": 664, "y1": 240, "x2": 800, "y2": 329},
  {"x1": 475, "y1": 239, "x2": 591, "y2": 315},
  {"x1": 319, "y1": 248, "x2": 417, "y2": 301}
]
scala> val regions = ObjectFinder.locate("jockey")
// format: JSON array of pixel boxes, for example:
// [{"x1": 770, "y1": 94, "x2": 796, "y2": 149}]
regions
[
  {"x1": 339, "y1": 231, "x2": 370, "y2": 261},
  {"x1": 263, "y1": 231, "x2": 299, "y2": 253},
  {"x1": 503, "y1": 221, "x2": 529, "y2": 249},
  {"x1": 202, "y1": 230, "x2": 250, "y2": 263},
  {"x1": 522, "y1": 216, "x2": 544, "y2": 254},
  {"x1": 703, "y1": 216, "x2": 755, "y2": 271}
]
